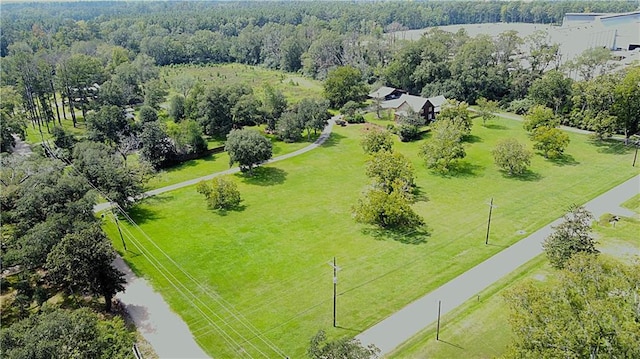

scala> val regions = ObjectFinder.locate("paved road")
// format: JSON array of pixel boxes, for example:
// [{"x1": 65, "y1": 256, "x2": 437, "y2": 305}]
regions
[
  {"x1": 356, "y1": 174, "x2": 640, "y2": 355},
  {"x1": 470, "y1": 109, "x2": 592, "y2": 135},
  {"x1": 94, "y1": 118, "x2": 335, "y2": 212},
  {"x1": 99, "y1": 118, "x2": 336, "y2": 358}
]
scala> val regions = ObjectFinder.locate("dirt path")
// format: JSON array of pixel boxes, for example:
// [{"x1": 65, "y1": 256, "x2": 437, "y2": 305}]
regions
[{"x1": 356, "y1": 174, "x2": 640, "y2": 355}]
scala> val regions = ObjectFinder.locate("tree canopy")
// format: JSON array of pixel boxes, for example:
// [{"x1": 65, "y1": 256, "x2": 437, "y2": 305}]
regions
[{"x1": 225, "y1": 129, "x2": 273, "y2": 174}]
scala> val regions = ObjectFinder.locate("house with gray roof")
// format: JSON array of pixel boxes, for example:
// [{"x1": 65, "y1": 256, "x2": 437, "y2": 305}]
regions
[{"x1": 381, "y1": 93, "x2": 447, "y2": 121}]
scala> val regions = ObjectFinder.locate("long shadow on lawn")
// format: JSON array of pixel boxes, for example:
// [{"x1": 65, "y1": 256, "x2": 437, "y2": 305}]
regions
[
  {"x1": 434, "y1": 162, "x2": 484, "y2": 179},
  {"x1": 438, "y1": 339, "x2": 465, "y2": 350},
  {"x1": 363, "y1": 227, "x2": 431, "y2": 245},
  {"x1": 500, "y1": 169, "x2": 543, "y2": 182},
  {"x1": 590, "y1": 138, "x2": 635, "y2": 155},
  {"x1": 483, "y1": 123, "x2": 508, "y2": 130},
  {"x1": 127, "y1": 203, "x2": 164, "y2": 224},
  {"x1": 549, "y1": 153, "x2": 579, "y2": 166},
  {"x1": 321, "y1": 132, "x2": 346, "y2": 148},
  {"x1": 236, "y1": 166, "x2": 287, "y2": 186}
]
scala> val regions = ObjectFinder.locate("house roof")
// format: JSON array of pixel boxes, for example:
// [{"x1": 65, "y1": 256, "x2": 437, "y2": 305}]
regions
[
  {"x1": 427, "y1": 95, "x2": 447, "y2": 112},
  {"x1": 369, "y1": 86, "x2": 400, "y2": 99}
]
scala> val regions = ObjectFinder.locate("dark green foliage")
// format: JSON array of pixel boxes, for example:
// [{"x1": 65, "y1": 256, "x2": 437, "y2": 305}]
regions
[
  {"x1": 167, "y1": 120, "x2": 207, "y2": 155},
  {"x1": 225, "y1": 128, "x2": 273, "y2": 174},
  {"x1": 504, "y1": 254, "x2": 640, "y2": 358},
  {"x1": 168, "y1": 94, "x2": 186, "y2": 122},
  {"x1": 45, "y1": 224, "x2": 126, "y2": 311},
  {"x1": 139, "y1": 121, "x2": 176, "y2": 169},
  {"x1": 0, "y1": 307, "x2": 133, "y2": 359},
  {"x1": 527, "y1": 70, "x2": 573, "y2": 115},
  {"x1": 522, "y1": 105, "x2": 559, "y2": 133},
  {"x1": 542, "y1": 205, "x2": 598, "y2": 269},
  {"x1": 277, "y1": 111, "x2": 304, "y2": 143},
  {"x1": 353, "y1": 183, "x2": 424, "y2": 231},
  {"x1": 261, "y1": 84, "x2": 287, "y2": 131},
  {"x1": 72, "y1": 141, "x2": 144, "y2": 209},
  {"x1": 138, "y1": 105, "x2": 158, "y2": 123},
  {"x1": 323, "y1": 66, "x2": 368, "y2": 108},
  {"x1": 86, "y1": 105, "x2": 131, "y2": 146},
  {"x1": 52, "y1": 126, "x2": 76, "y2": 151},
  {"x1": 0, "y1": 110, "x2": 26, "y2": 153},
  {"x1": 308, "y1": 329, "x2": 380, "y2": 359}
]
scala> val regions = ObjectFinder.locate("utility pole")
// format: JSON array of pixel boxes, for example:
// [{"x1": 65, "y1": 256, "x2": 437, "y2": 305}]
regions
[
  {"x1": 485, "y1": 198, "x2": 496, "y2": 245},
  {"x1": 436, "y1": 300, "x2": 441, "y2": 341},
  {"x1": 328, "y1": 257, "x2": 341, "y2": 327},
  {"x1": 112, "y1": 208, "x2": 127, "y2": 251},
  {"x1": 633, "y1": 145, "x2": 638, "y2": 167}
]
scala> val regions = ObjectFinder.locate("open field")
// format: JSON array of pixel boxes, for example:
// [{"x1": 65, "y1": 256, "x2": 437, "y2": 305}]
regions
[
  {"x1": 104, "y1": 114, "x2": 639, "y2": 358},
  {"x1": 388, "y1": 201, "x2": 640, "y2": 358},
  {"x1": 162, "y1": 63, "x2": 324, "y2": 103}
]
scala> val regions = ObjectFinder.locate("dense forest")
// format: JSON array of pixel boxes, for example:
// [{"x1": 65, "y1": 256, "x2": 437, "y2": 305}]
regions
[{"x1": 1, "y1": 2, "x2": 639, "y2": 358}]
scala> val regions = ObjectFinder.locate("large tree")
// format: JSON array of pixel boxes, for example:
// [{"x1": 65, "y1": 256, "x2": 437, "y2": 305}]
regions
[
  {"x1": 0, "y1": 307, "x2": 134, "y2": 359},
  {"x1": 73, "y1": 141, "x2": 144, "y2": 209},
  {"x1": 196, "y1": 177, "x2": 242, "y2": 211},
  {"x1": 139, "y1": 121, "x2": 176, "y2": 169},
  {"x1": 492, "y1": 138, "x2": 532, "y2": 176},
  {"x1": 323, "y1": 65, "x2": 368, "y2": 108},
  {"x1": 542, "y1": 205, "x2": 597, "y2": 269},
  {"x1": 353, "y1": 183, "x2": 424, "y2": 230},
  {"x1": 531, "y1": 126, "x2": 570, "y2": 159},
  {"x1": 504, "y1": 254, "x2": 640, "y2": 358},
  {"x1": 527, "y1": 70, "x2": 572, "y2": 115},
  {"x1": 361, "y1": 128, "x2": 393, "y2": 154},
  {"x1": 45, "y1": 225, "x2": 126, "y2": 312},
  {"x1": 308, "y1": 330, "x2": 380, "y2": 359},
  {"x1": 420, "y1": 119, "x2": 466, "y2": 173},
  {"x1": 86, "y1": 105, "x2": 131, "y2": 146},
  {"x1": 366, "y1": 150, "x2": 414, "y2": 194},
  {"x1": 613, "y1": 66, "x2": 640, "y2": 143},
  {"x1": 225, "y1": 129, "x2": 273, "y2": 175}
]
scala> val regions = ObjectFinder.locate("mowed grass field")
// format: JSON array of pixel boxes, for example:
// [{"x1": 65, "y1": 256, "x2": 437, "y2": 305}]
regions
[
  {"x1": 388, "y1": 196, "x2": 640, "y2": 358},
  {"x1": 104, "y1": 115, "x2": 639, "y2": 358},
  {"x1": 162, "y1": 63, "x2": 324, "y2": 103}
]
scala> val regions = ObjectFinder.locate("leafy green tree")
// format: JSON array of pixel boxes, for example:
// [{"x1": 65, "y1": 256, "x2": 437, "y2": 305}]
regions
[
  {"x1": 522, "y1": 105, "x2": 558, "y2": 133},
  {"x1": 492, "y1": 138, "x2": 532, "y2": 176},
  {"x1": 366, "y1": 150, "x2": 414, "y2": 194},
  {"x1": 340, "y1": 101, "x2": 360, "y2": 118},
  {"x1": 361, "y1": 128, "x2": 393, "y2": 154},
  {"x1": 166, "y1": 120, "x2": 207, "y2": 155},
  {"x1": 138, "y1": 105, "x2": 158, "y2": 123},
  {"x1": 297, "y1": 98, "x2": 330, "y2": 140},
  {"x1": 307, "y1": 329, "x2": 380, "y2": 359},
  {"x1": 420, "y1": 119, "x2": 466, "y2": 173},
  {"x1": 231, "y1": 94, "x2": 263, "y2": 127},
  {"x1": 353, "y1": 183, "x2": 424, "y2": 230},
  {"x1": 531, "y1": 126, "x2": 570, "y2": 159},
  {"x1": 261, "y1": 84, "x2": 287, "y2": 131},
  {"x1": 143, "y1": 78, "x2": 168, "y2": 109},
  {"x1": 542, "y1": 205, "x2": 597, "y2": 269},
  {"x1": 277, "y1": 111, "x2": 304, "y2": 143},
  {"x1": 323, "y1": 65, "x2": 368, "y2": 108},
  {"x1": 613, "y1": 66, "x2": 640, "y2": 144},
  {"x1": 196, "y1": 177, "x2": 242, "y2": 211},
  {"x1": 86, "y1": 105, "x2": 131, "y2": 146},
  {"x1": 0, "y1": 110, "x2": 26, "y2": 153},
  {"x1": 73, "y1": 141, "x2": 144, "y2": 209},
  {"x1": 57, "y1": 54, "x2": 105, "y2": 123},
  {"x1": 0, "y1": 307, "x2": 133, "y2": 359},
  {"x1": 476, "y1": 97, "x2": 499, "y2": 125},
  {"x1": 168, "y1": 94, "x2": 186, "y2": 122},
  {"x1": 139, "y1": 121, "x2": 176, "y2": 169},
  {"x1": 45, "y1": 225, "x2": 126, "y2": 311},
  {"x1": 225, "y1": 129, "x2": 273, "y2": 175},
  {"x1": 437, "y1": 100, "x2": 472, "y2": 135},
  {"x1": 52, "y1": 126, "x2": 76, "y2": 151},
  {"x1": 567, "y1": 47, "x2": 612, "y2": 81},
  {"x1": 503, "y1": 254, "x2": 640, "y2": 358},
  {"x1": 527, "y1": 70, "x2": 573, "y2": 115}
]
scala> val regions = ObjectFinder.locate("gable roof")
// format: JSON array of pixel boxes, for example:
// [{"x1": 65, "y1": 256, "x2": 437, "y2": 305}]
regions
[
  {"x1": 427, "y1": 95, "x2": 447, "y2": 112},
  {"x1": 369, "y1": 86, "x2": 399, "y2": 99}
]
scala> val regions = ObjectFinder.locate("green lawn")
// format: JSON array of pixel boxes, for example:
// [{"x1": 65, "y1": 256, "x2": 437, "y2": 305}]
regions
[
  {"x1": 388, "y1": 208, "x2": 640, "y2": 358},
  {"x1": 161, "y1": 63, "x2": 324, "y2": 103},
  {"x1": 104, "y1": 115, "x2": 639, "y2": 358}
]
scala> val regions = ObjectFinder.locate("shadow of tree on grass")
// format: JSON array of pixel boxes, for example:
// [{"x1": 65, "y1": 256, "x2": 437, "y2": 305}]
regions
[
  {"x1": 236, "y1": 166, "x2": 287, "y2": 186},
  {"x1": 363, "y1": 226, "x2": 431, "y2": 245},
  {"x1": 483, "y1": 123, "x2": 508, "y2": 130},
  {"x1": 549, "y1": 153, "x2": 579, "y2": 166},
  {"x1": 321, "y1": 132, "x2": 346, "y2": 148},
  {"x1": 589, "y1": 138, "x2": 635, "y2": 155}
]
